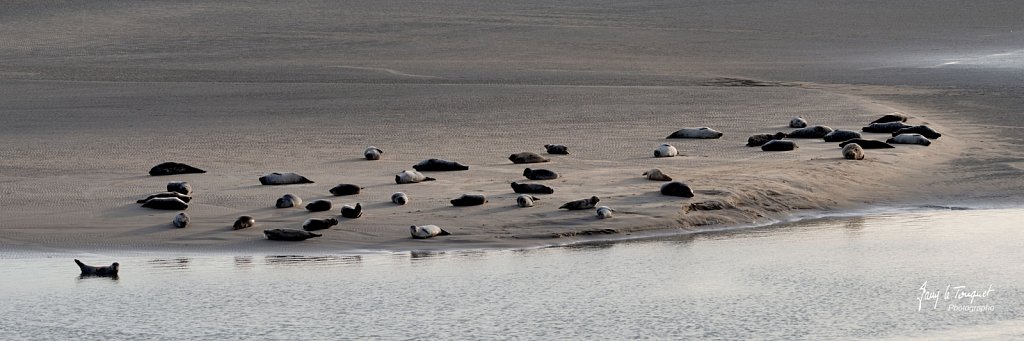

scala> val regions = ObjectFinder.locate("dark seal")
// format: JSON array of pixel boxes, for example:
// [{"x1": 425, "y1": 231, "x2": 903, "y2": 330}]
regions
[
  {"x1": 341, "y1": 203, "x2": 363, "y2": 218},
  {"x1": 166, "y1": 181, "x2": 192, "y2": 196},
  {"x1": 822, "y1": 130, "x2": 862, "y2": 142},
  {"x1": 305, "y1": 200, "x2": 333, "y2": 212},
  {"x1": 747, "y1": 132, "x2": 787, "y2": 147},
  {"x1": 559, "y1": 196, "x2": 600, "y2": 210},
  {"x1": 660, "y1": 182, "x2": 695, "y2": 197},
  {"x1": 413, "y1": 159, "x2": 469, "y2": 171},
  {"x1": 329, "y1": 184, "x2": 362, "y2": 196},
  {"x1": 787, "y1": 126, "x2": 834, "y2": 138},
  {"x1": 233, "y1": 216, "x2": 255, "y2": 230},
  {"x1": 303, "y1": 218, "x2": 339, "y2": 231},
  {"x1": 544, "y1": 144, "x2": 569, "y2": 155},
  {"x1": 838, "y1": 139, "x2": 894, "y2": 149},
  {"x1": 75, "y1": 259, "x2": 119, "y2": 277},
  {"x1": 892, "y1": 125, "x2": 941, "y2": 139},
  {"x1": 451, "y1": 194, "x2": 487, "y2": 207},
  {"x1": 149, "y1": 162, "x2": 205, "y2": 176},
  {"x1": 523, "y1": 168, "x2": 558, "y2": 180},
  {"x1": 264, "y1": 229, "x2": 322, "y2": 241},
  {"x1": 141, "y1": 197, "x2": 189, "y2": 210},
  {"x1": 259, "y1": 172, "x2": 315, "y2": 185},
  {"x1": 870, "y1": 112, "x2": 909, "y2": 124},
  {"x1": 761, "y1": 140, "x2": 798, "y2": 151},
  {"x1": 509, "y1": 152, "x2": 550, "y2": 164},
  {"x1": 862, "y1": 122, "x2": 912, "y2": 133},
  {"x1": 511, "y1": 182, "x2": 554, "y2": 194}
]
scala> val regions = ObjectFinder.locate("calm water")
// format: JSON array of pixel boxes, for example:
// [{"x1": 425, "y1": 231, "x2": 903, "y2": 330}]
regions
[{"x1": 1, "y1": 209, "x2": 1022, "y2": 340}]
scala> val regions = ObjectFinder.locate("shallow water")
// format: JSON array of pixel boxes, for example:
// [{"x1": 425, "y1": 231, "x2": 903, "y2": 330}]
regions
[{"x1": 1, "y1": 209, "x2": 1022, "y2": 340}]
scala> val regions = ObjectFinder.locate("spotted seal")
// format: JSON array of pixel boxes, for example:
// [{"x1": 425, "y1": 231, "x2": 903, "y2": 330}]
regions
[
  {"x1": 516, "y1": 194, "x2": 539, "y2": 207},
  {"x1": 842, "y1": 143, "x2": 865, "y2": 160},
  {"x1": 410, "y1": 225, "x2": 451, "y2": 239},
  {"x1": 596, "y1": 206, "x2": 614, "y2": 219},
  {"x1": 642, "y1": 168, "x2": 673, "y2": 181},
  {"x1": 391, "y1": 192, "x2": 409, "y2": 205},
  {"x1": 666, "y1": 127, "x2": 723, "y2": 139},
  {"x1": 789, "y1": 116, "x2": 808, "y2": 128},
  {"x1": 275, "y1": 194, "x2": 302, "y2": 208},
  {"x1": 364, "y1": 146, "x2": 383, "y2": 160},
  {"x1": 259, "y1": 172, "x2": 314, "y2": 185},
  {"x1": 166, "y1": 181, "x2": 192, "y2": 195},
  {"x1": 172, "y1": 212, "x2": 189, "y2": 228},
  {"x1": 654, "y1": 144, "x2": 679, "y2": 157},
  {"x1": 509, "y1": 152, "x2": 550, "y2": 164},
  {"x1": 395, "y1": 170, "x2": 436, "y2": 184}
]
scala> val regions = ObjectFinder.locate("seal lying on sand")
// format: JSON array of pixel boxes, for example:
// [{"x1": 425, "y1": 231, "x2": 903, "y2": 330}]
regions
[
  {"x1": 264, "y1": 229, "x2": 322, "y2": 241},
  {"x1": 172, "y1": 212, "x2": 189, "y2": 228},
  {"x1": 395, "y1": 170, "x2": 435, "y2": 184},
  {"x1": 661, "y1": 182, "x2": 695, "y2": 197},
  {"x1": 341, "y1": 203, "x2": 362, "y2": 218},
  {"x1": 302, "y1": 218, "x2": 338, "y2": 231},
  {"x1": 862, "y1": 122, "x2": 912, "y2": 133},
  {"x1": 141, "y1": 197, "x2": 189, "y2": 210},
  {"x1": 789, "y1": 116, "x2": 808, "y2": 128},
  {"x1": 747, "y1": 132, "x2": 787, "y2": 147},
  {"x1": 329, "y1": 184, "x2": 362, "y2": 196},
  {"x1": 893, "y1": 125, "x2": 942, "y2": 139},
  {"x1": 516, "y1": 194, "x2": 539, "y2": 207},
  {"x1": 305, "y1": 200, "x2": 332, "y2": 212},
  {"x1": 410, "y1": 225, "x2": 450, "y2": 239},
  {"x1": 451, "y1": 194, "x2": 487, "y2": 207},
  {"x1": 842, "y1": 144, "x2": 865, "y2": 160},
  {"x1": 275, "y1": 194, "x2": 302, "y2": 208},
  {"x1": 233, "y1": 216, "x2": 255, "y2": 230},
  {"x1": 666, "y1": 127, "x2": 723, "y2": 139},
  {"x1": 149, "y1": 162, "x2": 205, "y2": 176},
  {"x1": 523, "y1": 168, "x2": 558, "y2": 180},
  {"x1": 596, "y1": 206, "x2": 614, "y2": 219},
  {"x1": 167, "y1": 181, "x2": 192, "y2": 195},
  {"x1": 870, "y1": 112, "x2": 909, "y2": 124},
  {"x1": 259, "y1": 172, "x2": 314, "y2": 185},
  {"x1": 643, "y1": 168, "x2": 673, "y2": 181},
  {"x1": 654, "y1": 144, "x2": 679, "y2": 157},
  {"x1": 75, "y1": 259, "x2": 119, "y2": 277},
  {"x1": 364, "y1": 146, "x2": 383, "y2": 160},
  {"x1": 787, "y1": 125, "x2": 834, "y2": 138},
  {"x1": 391, "y1": 192, "x2": 409, "y2": 205},
  {"x1": 838, "y1": 139, "x2": 895, "y2": 149},
  {"x1": 887, "y1": 133, "x2": 932, "y2": 146},
  {"x1": 544, "y1": 144, "x2": 569, "y2": 155},
  {"x1": 413, "y1": 159, "x2": 469, "y2": 171},
  {"x1": 511, "y1": 182, "x2": 554, "y2": 194},
  {"x1": 136, "y1": 192, "x2": 191, "y2": 203},
  {"x1": 559, "y1": 196, "x2": 600, "y2": 210},
  {"x1": 822, "y1": 130, "x2": 862, "y2": 142},
  {"x1": 509, "y1": 152, "x2": 550, "y2": 164},
  {"x1": 761, "y1": 140, "x2": 797, "y2": 151}
]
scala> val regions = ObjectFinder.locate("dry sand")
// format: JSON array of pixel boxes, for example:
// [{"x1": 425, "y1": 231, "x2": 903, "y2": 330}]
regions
[{"x1": 0, "y1": 0, "x2": 1021, "y2": 253}]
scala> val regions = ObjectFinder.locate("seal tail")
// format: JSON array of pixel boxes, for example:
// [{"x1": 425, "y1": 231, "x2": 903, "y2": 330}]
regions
[
  {"x1": 438, "y1": 229, "x2": 451, "y2": 236},
  {"x1": 424, "y1": 177, "x2": 436, "y2": 181},
  {"x1": 74, "y1": 259, "x2": 85, "y2": 269}
]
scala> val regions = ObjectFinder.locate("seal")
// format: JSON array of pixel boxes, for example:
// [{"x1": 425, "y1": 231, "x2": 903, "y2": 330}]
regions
[
  {"x1": 892, "y1": 125, "x2": 942, "y2": 139},
  {"x1": 264, "y1": 229, "x2": 322, "y2": 241},
  {"x1": 233, "y1": 216, "x2": 255, "y2": 230},
  {"x1": 747, "y1": 132, "x2": 787, "y2": 147},
  {"x1": 822, "y1": 130, "x2": 862, "y2": 142},
  {"x1": 329, "y1": 184, "x2": 362, "y2": 196},
  {"x1": 870, "y1": 112, "x2": 909, "y2": 124},
  {"x1": 413, "y1": 158, "x2": 469, "y2": 171},
  {"x1": 887, "y1": 133, "x2": 932, "y2": 146},
  {"x1": 760, "y1": 140, "x2": 797, "y2": 151},
  {"x1": 523, "y1": 168, "x2": 558, "y2": 180},
  {"x1": 842, "y1": 143, "x2": 865, "y2": 160},
  {"x1": 275, "y1": 194, "x2": 302, "y2": 208},
  {"x1": 74, "y1": 259, "x2": 119, "y2": 277},
  {"x1": 395, "y1": 170, "x2": 436, "y2": 184},
  {"x1": 149, "y1": 162, "x2": 205, "y2": 176},
  {"x1": 661, "y1": 181, "x2": 695, "y2": 197},
  {"x1": 665, "y1": 127, "x2": 723, "y2": 139},
  {"x1": 410, "y1": 225, "x2": 451, "y2": 239},
  {"x1": 596, "y1": 206, "x2": 614, "y2": 219},
  {"x1": 559, "y1": 196, "x2": 600, "y2": 210},
  {"x1": 789, "y1": 116, "x2": 808, "y2": 128},
  {"x1": 511, "y1": 182, "x2": 554, "y2": 194},
  {"x1": 136, "y1": 192, "x2": 191, "y2": 203},
  {"x1": 364, "y1": 146, "x2": 383, "y2": 160},
  {"x1": 642, "y1": 168, "x2": 673, "y2": 181},
  {"x1": 451, "y1": 194, "x2": 487, "y2": 207},
  {"x1": 391, "y1": 192, "x2": 409, "y2": 205},
  {"x1": 305, "y1": 200, "x2": 332, "y2": 212},
  {"x1": 787, "y1": 125, "x2": 834, "y2": 138},
  {"x1": 166, "y1": 181, "x2": 192, "y2": 195},
  {"x1": 259, "y1": 172, "x2": 314, "y2": 185},
  {"x1": 654, "y1": 144, "x2": 679, "y2": 158},
  {"x1": 141, "y1": 197, "x2": 189, "y2": 210},
  {"x1": 516, "y1": 194, "x2": 539, "y2": 207},
  {"x1": 302, "y1": 218, "x2": 338, "y2": 231},
  {"x1": 862, "y1": 122, "x2": 912, "y2": 133},
  {"x1": 341, "y1": 203, "x2": 363, "y2": 218},
  {"x1": 172, "y1": 212, "x2": 189, "y2": 228},
  {"x1": 544, "y1": 144, "x2": 569, "y2": 155},
  {"x1": 838, "y1": 139, "x2": 895, "y2": 149},
  {"x1": 509, "y1": 152, "x2": 550, "y2": 164}
]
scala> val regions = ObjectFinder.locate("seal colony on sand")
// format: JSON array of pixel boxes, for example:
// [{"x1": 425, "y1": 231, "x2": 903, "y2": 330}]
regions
[
  {"x1": 838, "y1": 139, "x2": 894, "y2": 149},
  {"x1": 395, "y1": 170, "x2": 435, "y2": 184},
  {"x1": 305, "y1": 200, "x2": 332, "y2": 212},
  {"x1": 141, "y1": 197, "x2": 189, "y2": 210},
  {"x1": 509, "y1": 152, "x2": 550, "y2": 164},
  {"x1": 259, "y1": 172, "x2": 314, "y2": 185},
  {"x1": 822, "y1": 130, "x2": 862, "y2": 142},
  {"x1": 166, "y1": 181, "x2": 192, "y2": 195},
  {"x1": 410, "y1": 225, "x2": 450, "y2": 239},
  {"x1": 642, "y1": 168, "x2": 672, "y2": 181},
  {"x1": 544, "y1": 144, "x2": 569, "y2": 155},
  {"x1": 654, "y1": 144, "x2": 679, "y2": 157},
  {"x1": 136, "y1": 192, "x2": 191, "y2": 203},
  {"x1": 511, "y1": 182, "x2": 554, "y2": 194},
  {"x1": 391, "y1": 192, "x2": 409, "y2": 205},
  {"x1": 789, "y1": 117, "x2": 808, "y2": 128},
  {"x1": 842, "y1": 144, "x2": 865, "y2": 160},
  {"x1": 264, "y1": 229, "x2": 321, "y2": 241},
  {"x1": 761, "y1": 140, "x2": 797, "y2": 151},
  {"x1": 559, "y1": 196, "x2": 600, "y2": 210},
  {"x1": 747, "y1": 132, "x2": 787, "y2": 147},
  {"x1": 74, "y1": 259, "x2": 119, "y2": 277},
  {"x1": 665, "y1": 127, "x2": 723, "y2": 139},
  {"x1": 233, "y1": 216, "x2": 255, "y2": 230},
  {"x1": 661, "y1": 182, "x2": 695, "y2": 197},
  {"x1": 787, "y1": 125, "x2": 834, "y2": 138},
  {"x1": 523, "y1": 168, "x2": 558, "y2": 180},
  {"x1": 329, "y1": 184, "x2": 362, "y2": 196},
  {"x1": 341, "y1": 203, "x2": 363, "y2": 218},
  {"x1": 172, "y1": 212, "x2": 189, "y2": 228},
  {"x1": 149, "y1": 162, "x2": 206, "y2": 176},
  {"x1": 413, "y1": 158, "x2": 469, "y2": 171},
  {"x1": 275, "y1": 194, "x2": 302, "y2": 208},
  {"x1": 363, "y1": 146, "x2": 383, "y2": 160},
  {"x1": 451, "y1": 194, "x2": 487, "y2": 207},
  {"x1": 888, "y1": 133, "x2": 932, "y2": 146},
  {"x1": 302, "y1": 218, "x2": 338, "y2": 231}
]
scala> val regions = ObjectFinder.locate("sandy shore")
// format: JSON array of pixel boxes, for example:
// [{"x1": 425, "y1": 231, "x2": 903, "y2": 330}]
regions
[{"x1": 1, "y1": 1, "x2": 1021, "y2": 253}]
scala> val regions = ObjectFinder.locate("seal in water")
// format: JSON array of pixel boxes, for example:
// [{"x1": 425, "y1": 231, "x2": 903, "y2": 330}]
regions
[
  {"x1": 887, "y1": 133, "x2": 932, "y2": 146},
  {"x1": 302, "y1": 218, "x2": 338, "y2": 231},
  {"x1": 340, "y1": 203, "x2": 363, "y2": 218},
  {"x1": 166, "y1": 181, "x2": 192, "y2": 195},
  {"x1": 822, "y1": 130, "x2": 862, "y2": 142},
  {"x1": 516, "y1": 194, "x2": 539, "y2": 207},
  {"x1": 654, "y1": 144, "x2": 679, "y2": 157},
  {"x1": 259, "y1": 172, "x2": 314, "y2": 185},
  {"x1": 264, "y1": 229, "x2": 322, "y2": 241},
  {"x1": 838, "y1": 139, "x2": 895, "y2": 149},
  {"x1": 643, "y1": 168, "x2": 673, "y2": 181},
  {"x1": 892, "y1": 125, "x2": 941, "y2": 139},
  {"x1": 870, "y1": 112, "x2": 909, "y2": 124},
  {"x1": 511, "y1": 182, "x2": 554, "y2": 194},
  {"x1": 233, "y1": 216, "x2": 255, "y2": 230},
  {"x1": 842, "y1": 143, "x2": 865, "y2": 160},
  {"x1": 410, "y1": 225, "x2": 451, "y2": 239},
  {"x1": 787, "y1": 125, "x2": 834, "y2": 138},
  {"x1": 451, "y1": 194, "x2": 487, "y2": 207},
  {"x1": 789, "y1": 116, "x2": 808, "y2": 128},
  {"x1": 862, "y1": 122, "x2": 912, "y2": 133},
  {"x1": 141, "y1": 197, "x2": 189, "y2": 210},
  {"x1": 413, "y1": 158, "x2": 469, "y2": 171},
  {"x1": 523, "y1": 168, "x2": 558, "y2": 180},
  {"x1": 509, "y1": 152, "x2": 550, "y2": 164},
  {"x1": 596, "y1": 206, "x2": 614, "y2": 219},
  {"x1": 391, "y1": 192, "x2": 409, "y2": 205},
  {"x1": 75, "y1": 259, "x2": 119, "y2": 277},
  {"x1": 544, "y1": 144, "x2": 569, "y2": 155},
  {"x1": 395, "y1": 170, "x2": 436, "y2": 184},
  {"x1": 136, "y1": 192, "x2": 191, "y2": 203},
  {"x1": 364, "y1": 146, "x2": 383, "y2": 160},
  {"x1": 666, "y1": 127, "x2": 724, "y2": 139},
  {"x1": 172, "y1": 212, "x2": 189, "y2": 228},
  {"x1": 661, "y1": 182, "x2": 695, "y2": 197},
  {"x1": 559, "y1": 196, "x2": 600, "y2": 210},
  {"x1": 305, "y1": 200, "x2": 332, "y2": 212},
  {"x1": 275, "y1": 194, "x2": 302, "y2": 208},
  {"x1": 149, "y1": 162, "x2": 205, "y2": 176},
  {"x1": 761, "y1": 140, "x2": 798, "y2": 151},
  {"x1": 329, "y1": 184, "x2": 362, "y2": 196},
  {"x1": 747, "y1": 132, "x2": 787, "y2": 147}
]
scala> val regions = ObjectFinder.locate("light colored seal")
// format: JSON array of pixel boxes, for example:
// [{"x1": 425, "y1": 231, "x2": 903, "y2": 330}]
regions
[
  {"x1": 451, "y1": 194, "x2": 487, "y2": 207},
  {"x1": 167, "y1": 181, "x2": 192, "y2": 195},
  {"x1": 275, "y1": 194, "x2": 302, "y2": 208},
  {"x1": 789, "y1": 116, "x2": 808, "y2": 128},
  {"x1": 822, "y1": 130, "x2": 862, "y2": 142},
  {"x1": 172, "y1": 212, "x2": 189, "y2": 228},
  {"x1": 149, "y1": 162, "x2": 205, "y2": 176},
  {"x1": 341, "y1": 203, "x2": 363, "y2": 218},
  {"x1": 413, "y1": 159, "x2": 469, "y2": 171},
  {"x1": 544, "y1": 144, "x2": 569, "y2": 155},
  {"x1": 511, "y1": 182, "x2": 554, "y2": 194},
  {"x1": 660, "y1": 182, "x2": 695, "y2": 197},
  {"x1": 302, "y1": 218, "x2": 338, "y2": 231},
  {"x1": 887, "y1": 133, "x2": 932, "y2": 146},
  {"x1": 141, "y1": 197, "x2": 189, "y2": 210},
  {"x1": 395, "y1": 170, "x2": 436, "y2": 184},
  {"x1": 74, "y1": 259, "x2": 119, "y2": 277},
  {"x1": 870, "y1": 112, "x2": 909, "y2": 124},
  {"x1": 654, "y1": 144, "x2": 679, "y2": 158},
  {"x1": 842, "y1": 143, "x2": 865, "y2": 160},
  {"x1": 787, "y1": 125, "x2": 834, "y2": 138},
  {"x1": 516, "y1": 194, "x2": 539, "y2": 207},
  {"x1": 747, "y1": 132, "x2": 787, "y2": 147},
  {"x1": 761, "y1": 140, "x2": 798, "y2": 151},
  {"x1": 305, "y1": 200, "x2": 332, "y2": 212},
  {"x1": 596, "y1": 206, "x2": 614, "y2": 219},
  {"x1": 264, "y1": 229, "x2": 321, "y2": 241},
  {"x1": 392, "y1": 192, "x2": 409, "y2": 205},
  {"x1": 329, "y1": 184, "x2": 362, "y2": 196},
  {"x1": 559, "y1": 196, "x2": 600, "y2": 210},
  {"x1": 642, "y1": 168, "x2": 672, "y2": 181},
  {"x1": 509, "y1": 152, "x2": 550, "y2": 164},
  {"x1": 259, "y1": 172, "x2": 314, "y2": 185},
  {"x1": 666, "y1": 127, "x2": 723, "y2": 139},
  {"x1": 136, "y1": 192, "x2": 191, "y2": 203},
  {"x1": 233, "y1": 216, "x2": 255, "y2": 230},
  {"x1": 364, "y1": 146, "x2": 383, "y2": 160},
  {"x1": 523, "y1": 168, "x2": 558, "y2": 180},
  {"x1": 410, "y1": 225, "x2": 451, "y2": 239}
]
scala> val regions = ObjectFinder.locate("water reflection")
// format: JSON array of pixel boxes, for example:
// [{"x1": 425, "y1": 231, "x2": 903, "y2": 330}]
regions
[
  {"x1": 263, "y1": 255, "x2": 362, "y2": 266},
  {"x1": 147, "y1": 258, "x2": 190, "y2": 270},
  {"x1": 77, "y1": 274, "x2": 119, "y2": 281},
  {"x1": 233, "y1": 256, "x2": 254, "y2": 268}
]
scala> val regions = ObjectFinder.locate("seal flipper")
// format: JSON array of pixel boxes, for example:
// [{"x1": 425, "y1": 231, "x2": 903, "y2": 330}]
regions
[
  {"x1": 424, "y1": 177, "x2": 436, "y2": 181},
  {"x1": 299, "y1": 177, "x2": 315, "y2": 184},
  {"x1": 74, "y1": 259, "x2": 86, "y2": 270},
  {"x1": 438, "y1": 229, "x2": 451, "y2": 236}
]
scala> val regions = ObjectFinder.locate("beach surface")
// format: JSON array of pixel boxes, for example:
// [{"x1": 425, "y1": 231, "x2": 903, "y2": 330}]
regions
[{"x1": 1, "y1": 0, "x2": 1021, "y2": 253}]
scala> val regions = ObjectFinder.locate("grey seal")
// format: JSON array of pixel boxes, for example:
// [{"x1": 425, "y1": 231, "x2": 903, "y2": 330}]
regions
[
  {"x1": 395, "y1": 170, "x2": 435, "y2": 184},
  {"x1": 559, "y1": 196, "x2": 600, "y2": 210},
  {"x1": 660, "y1": 182, "x2": 695, "y2": 197},
  {"x1": 233, "y1": 216, "x2": 255, "y2": 230},
  {"x1": 842, "y1": 143, "x2": 865, "y2": 160},
  {"x1": 822, "y1": 130, "x2": 862, "y2": 142},
  {"x1": 862, "y1": 122, "x2": 912, "y2": 133},
  {"x1": 364, "y1": 146, "x2": 383, "y2": 160},
  {"x1": 410, "y1": 225, "x2": 451, "y2": 239},
  {"x1": 74, "y1": 259, "x2": 119, "y2": 277},
  {"x1": 654, "y1": 143, "x2": 679, "y2": 157},
  {"x1": 329, "y1": 184, "x2": 362, "y2": 196},
  {"x1": 787, "y1": 125, "x2": 834, "y2": 138},
  {"x1": 596, "y1": 206, "x2": 614, "y2": 219},
  {"x1": 259, "y1": 172, "x2": 314, "y2": 185},
  {"x1": 511, "y1": 182, "x2": 554, "y2": 194},
  {"x1": 893, "y1": 125, "x2": 941, "y2": 139},
  {"x1": 391, "y1": 192, "x2": 409, "y2": 205},
  {"x1": 340, "y1": 203, "x2": 363, "y2": 218},
  {"x1": 451, "y1": 194, "x2": 487, "y2": 207},
  {"x1": 516, "y1": 194, "x2": 539, "y2": 207},
  {"x1": 305, "y1": 200, "x2": 332, "y2": 212},
  {"x1": 275, "y1": 194, "x2": 302, "y2": 208},
  {"x1": 141, "y1": 197, "x2": 189, "y2": 210},
  {"x1": 172, "y1": 212, "x2": 189, "y2": 228},
  {"x1": 149, "y1": 162, "x2": 206, "y2": 176},
  {"x1": 642, "y1": 168, "x2": 672, "y2": 181},
  {"x1": 523, "y1": 168, "x2": 558, "y2": 180},
  {"x1": 302, "y1": 218, "x2": 338, "y2": 231},
  {"x1": 413, "y1": 159, "x2": 469, "y2": 171},
  {"x1": 870, "y1": 112, "x2": 909, "y2": 124},
  {"x1": 509, "y1": 152, "x2": 550, "y2": 164},
  {"x1": 838, "y1": 139, "x2": 895, "y2": 149},
  {"x1": 789, "y1": 116, "x2": 808, "y2": 128},
  {"x1": 166, "y1": 181, "x2": 192, "y2": 195},
  {"x1": 747, "y1": 132, "x2": 787, "y2": 147},
  {"x1": 544, "y1": 144, "x2": 569, "y2": 155},
  {"x1": 264, "y1": 229, "x2": 322, "y2": 241},
  {"x1": 136, "y1": 192, "x2": 191, "y2": 203},
  {"x1": 666, "y1": 127, "x2": 723, "y2": 139},
  {"x1": 761, "y1": 140, "x2": 798, "y2": 151},
  {"x1": 887, "y1": 133, "x2": 932, "y2": 146}
]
